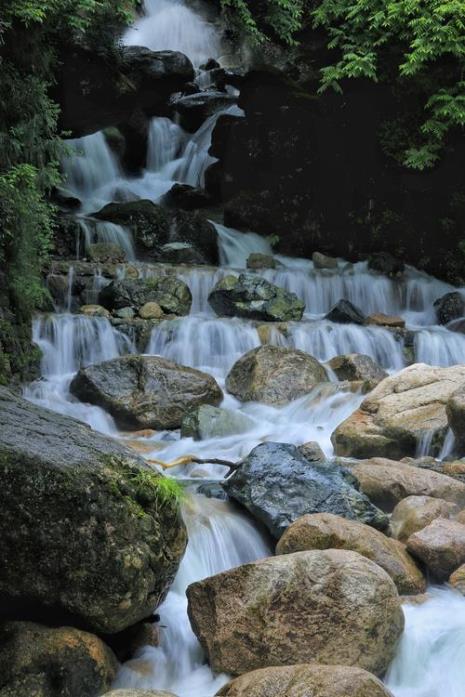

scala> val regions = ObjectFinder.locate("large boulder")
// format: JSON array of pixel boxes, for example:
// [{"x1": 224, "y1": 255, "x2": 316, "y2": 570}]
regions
[
  {"x1": 224, "y1": 443, "x2": 387, "y2": 539},
  {"x1": 99, "y1": 277, "x2": 192, "y2": 317},
  {"x1": 94, "y1": 200, "x2": 218, "y2": 265},
  {"x1": 332, "y1": 364, "x2": 465, "y2": 459},
  {"x1": 276, "y1": 512, "x2": 425, "y2": 594},
  {"x1": 348, "y1": 458, "x2": 465, "y2": 512},
  {"x1": 328, "y1": 353, "x2": 387, "y2": 391},
  {"x1": 390, "y1": 495, "x2": 460, "y2": 542},
  {"x1": 434, "y1": 291, "x2": 465, "y2": 325},
  {"x1": 225, "y1": 346, "x2": 328, "y2": 405},
  {"x1": 446, "y1": 386, "x2": 465, "y2": 454},
  {"x1": 181, "y1": 405, "x2": 254, "y2": 440},
  {"x1": 216, "y1": 664, "x2": 394, "y2": 697},
  {"x1": 70, "y1": 355, "x2": 223, "y2": 430},
  {"x1": 187, "y1": 549, "x2": 404, "y2": 676},
  {"x1": 406, "y1": 518, "x2": 465, "y2": 581},
  {"x1": 0, "y1": 388, "x2": 186, "y2": 634},
  {"x1": 208, "y1": 274, "x2": 305, "y2": 322},
  {"x1": 0, "y1": 622, "x2": 117, "y2": 697}
]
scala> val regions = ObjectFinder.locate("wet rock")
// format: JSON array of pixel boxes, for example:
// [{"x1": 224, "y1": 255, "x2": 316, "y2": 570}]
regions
[
  {"x1": 367, "y1": 313, "x2": 406, "y2": 328},
  {"x1": 79, "y1": 304, "x2": 111, "y2": 319},
  {"x1": 312, "y1": 251, "x2": 338, "y2": 269},
  {"x1": 325, "y1": 299, "x2": 366, "y2": 325},
  {"x1": 246, "y1": 253, "x2": 276, "y2": 269},
  {"x1": 217, "y1": 663, "x2": 394, "y2": 697},
  {"x1": 297, "y1": 441, "x2": 325, "y2": 462},
  {"x1": 226, "y1": 345, "x2": 327, "y2": 405},
  {"x1": 0, "y1": 622, "x2": 117, "y2": 697},
  {"x1": 449, "y1": 564, "x2": 465, "y2": 595},
  {"x1": 0, "y1": 387, "x2": 186, "y2": 634},
  {"x1": 99, "y1": 277, "x2": 192, "y2": 317},
  {"x1": 209, "y1": 274, "x2": 305, "y2": 322},
  {"x1": 407, "y1": 518, "x2": 465, "y2": 581},
  {"x1": 276, "y1": 512, "x2": 425, "y2": 594},
  {"x1": 332, "y1": 364, "x2": 465, "y2": 459},
  {"x1": 390, "y1": 495, "x2": 460, "y2": 542},
  {"x1": 171, "y1": 90, "x2": 235, "y2": 132},
  {"x1": 102, "y1": 691, "x2": 178, "y2": 697},
  {"x1": 434, "y1": 291, "x2": 465, "y2": 325},
  {"x1": 447, "y1": 386, "x2": 465, "y2": 454},
  {"x1": 88, "y1": 242, "x2": 126, "y2": 264},
  {"x1": 348, "y1": 458, "x2": 465, "y2": 511},
  {"x1": 187, "y1": 549, "x2": 403, "y2": 676},
  {"x1": 368, "y1": 252, "x2": 405, "y2": 277},
  {"x1": 163, "y1": 184, "x2": 212, "y2": 211},
  {"x1": 224, "y1": 442, "x2": 387, "y2": 539},
  {"x1": 197, "y1": 482, "x2": 228, "y2": 500},
  {"x1": 328, "y1": 353, "x2": 387, "y2": 391},
  {"x1": 70, "y1": 355, "x2": 222, "y2": 430},
  {"x1": 114, "y1": 307, "x2": 136, "y2": 319},
  {"x1": 181, "y1": 405, "x2": 254, "y2": 440},
  {"x1": 157, "y1": 242, "x2": 207, "y2": 265},
  {"x1": 138, "y1": 302, "x2": 163, "y2": 320}
]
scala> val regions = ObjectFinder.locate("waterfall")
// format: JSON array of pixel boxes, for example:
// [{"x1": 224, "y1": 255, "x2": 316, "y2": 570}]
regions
[
  {"x1": 147, "y1": 117, "x2": 185, "y2": 172},
  {"x1": 77, "y1": 219, "x2": 136, "y2": 261},
  {"x1": 216, "y1": 223, "x2": 273, "y2": 267}
]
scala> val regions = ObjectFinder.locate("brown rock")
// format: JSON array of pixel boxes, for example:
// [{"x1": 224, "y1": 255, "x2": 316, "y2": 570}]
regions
[
  {"x1": 138, "y1": 302, "x2": 163, "y2": 319},
  {"x1": 276, "y1": 513, "x2": 425, "y2": 594},
  {"x1": 407, "y1": 518, "x2": 465, "y2": 580},
  {"x1": 328, "y1": 353, "x2": 387, "y2": 391},
  {"x1": 102, "y1": 691, "x2": 178, "y2": 697},
  {"x1": 79, "y1": 304, "x2": 111, "y2": 318},
  {"x1": 187, "y1": 549, "x2": 404, "y2": 677},
  {"x1": 390, "y1": 495, "x2": 460, "y2": 542},
  {"x1": 456, "y1": 510, "x2": 465, "y2": 524},
  {"x1": 217, "y1": 664, "x2": 393, "y2": 697},
  {"x1": 367, "y1": 313, "x2": 405, "y2": 328},
  {"x1": 449, "y1": 564, "x2": 465, "y2": 595}
]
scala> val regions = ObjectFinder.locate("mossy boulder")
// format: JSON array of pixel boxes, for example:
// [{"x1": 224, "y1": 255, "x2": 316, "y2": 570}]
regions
[
  {"x1": 99, "y1": 277, "x2": 192, "y2": 317},
  {"x1": 0, "y1": 387, "x2": 187, "y2": 634}
]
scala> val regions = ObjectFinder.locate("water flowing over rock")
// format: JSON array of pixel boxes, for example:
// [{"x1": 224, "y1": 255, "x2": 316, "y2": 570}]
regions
[
  {"x1": 102, "y1": 692, "x2": 178, "y2": 697},
  {"x1": 449, "y1": 564, "x2": 465, "y2": 594},
  {"x1": 325, "y1": 299, "x2": 366, "y2": 325},
  {"x1": 434, "y1": 291, "x2": 465, "y2": 325},
  {"x1": 208, "y1": 274, "x2": 305, "y2": 322},
  {"x1": 328, "y1": 353, "x2": 387, "y2": 391},
  {"x1": 446, "y1": 386, "x2": 465, "y2": 454},
  {"x1": 70, "y1": 355, "x2": 222, "y2": 430},
  {"x1": 224, "y1": 442, "x2": 388, "y2": 539},
  {"x1": 332, "y1": 364, "x2": 465, "y2": 459},
  {"x1": 276, "y1": 512, "x2": 425, "y2": 594},
  {"x1": 312, "y1": 251, "x2": 338, "y2": 269},
  {"x1": 225, "y1": 346, "x2": 328, "y2": 405},
  {"x1": 181, "y1": 404, "x2": 254, "y2": 440},
  {"x1": 99, "y1": 277, "x2": 192, "y2": 317},
  {"x1": 216, "y1": 664, "x2": 394, "y2": 697},
  {"x1": 187, "y1": 549, "x2": 404, "y2": 676},
  {"x1": 0, "y1": 622, "x2": 118, "y2": 697},
  {"x1": 390, "y1": 495, "x2": 460, "y2": 542},
  {"x1": 0, "y1": 387, "x2": 187, "y2": 634},
  {"x1": 406, "y1": 518, "x2": 465, "y2": 581}
]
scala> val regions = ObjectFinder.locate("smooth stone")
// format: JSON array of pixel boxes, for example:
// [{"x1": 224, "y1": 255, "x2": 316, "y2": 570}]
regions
[
  {"x1": 325, "y1": 299, "x2": 366, "y2": 325},
  {"x1": 328, "y1": 353, "x2": 387, "y2": 391},
  {"x1": 407, "y1": 518, "x2": 465, "y2": 581},
  {"x1": 181, "y1": 404, "x2": 254, "y2": 440},
  {"x1": 390, "y1": 495, "x2": 460, "y2": 542}
]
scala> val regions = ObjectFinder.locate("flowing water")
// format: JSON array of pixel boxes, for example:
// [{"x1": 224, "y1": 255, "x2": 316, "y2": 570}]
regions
[{"x1": 27, "y1": 1, "x2": 465, "y2": 695}]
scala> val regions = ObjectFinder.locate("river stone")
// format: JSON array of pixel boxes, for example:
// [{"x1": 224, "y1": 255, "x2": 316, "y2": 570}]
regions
[
  {"x1": 187, "y1": 549, "x2": 404, "y2": 676},
  {"x1": 367, "y1": 313, "x2": 406, "y2": 328},
  {"x1": 449, "y1": 564, "x2": 465, "y2": 595},
  {"x1": 348, "y1": 458, "x2": 465, "y2": 511},
  {"x1": 407, "y1": 518, "x2": 465, "y2": 581},
  {"x1": 298, "y1": 441, "x2": 326, "y2": 462},
  {"x1": 332, "y1": 364, "x2": 465, "y2": 459},
  {"x1": 70, "y1": 355, "x2": 223, "y2": 430},
  {"x1": 79, "y1": 304, "x2": 111, "y2": 318},
  {"x1": 447, "y1": 386, "x2": 465, "y2": 454},
  {"x1": 181, "y1": 405, "x2": 254, "y2": 440},
  {"x1": 224, "y1": 442, "x2": 387, "y2": 539},
  {"x1": 208, "y1": 273, "x2": 305, "y2": 322},
  {"x1": 0, "y1": 621, "x2": 117, "y2": 697},
  {"x1": 312, "y1": 251, "x2": 338, "y2": 269},
  {"x1": 328, "y1": 353, "x2": 387, "y2": 391},
  {"x1": 99, "y1": 277, "x2": 192, "y2": 316},
  {"x1": 246, "y1": 253, "x2": 276, "y2": 269},
  {"x1": 102, "y1": 692, "x2": 178, "y2": 697},
  {"x1": 390, "y1": 495, "x2": 460, "y2": 542},
  {"x1": 434, "y1": 291, "x2": 465, "y2": 325},
  {"x1": 226, "y1": 345, "x2": 328, "y2": 405},
  {"x1": 0, "y1": 387, "x2": 186, "y2": 634},
  {"x1": 216, "y1": 664, "x2": 394, "y2": 697},
  {"x1": 368, "y1": 252, "x2": 404, "y2": 278},
  {"x1": 138, "y1": 301, "x2": 163, "y2": 319},
  {"x1": 276, "y1": 512, "x2": 425, "y2": 594},
  {"x1": 325, "y1": 299, "x2": 366, "y2": 325},
  {"x1": 88, "y1": 242, "x2": 126, "y2": 264}
]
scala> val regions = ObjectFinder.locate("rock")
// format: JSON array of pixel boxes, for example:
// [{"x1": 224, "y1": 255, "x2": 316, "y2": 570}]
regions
[
  {"x1": 390, "y1": 495, "x2": 460, "y2": 542},
  {"x1": 102, "y1": 692, "x2": 178, "y2": 697},
  {"x1": 256, "y1": 322, "x2": 288, "y2": 344},
  {"x1": 181, "y1": 405, "x2": 254, "y2": 440},
  {"x1": 70, "y1": 355, "x2": 222, "y2": 430},
  {"x1": 216, "y1": 664, "x2": 394, "y2": 697},
  {"x1": 0, "y1": 387, "x2": 186, "y2": 634},
  {"x1": 224, "y1": 442, "x2": 387, "y2": 539},
  {"x1": 349, "y1": 458, "x2": 465, "y2": 511},
  {"x1": 434, "y1": 291, "x2": 465, "y2": 325},
  {"x1": 407, "y1": 518, "x2": 465, "y2": 580},
  {"x1": 246, "y1": 253, "x2": 276, "y2": 269},
  {"x1": 332, "y1": 364, "x2": 465, "y2": 459},
  {"x1": 187, "y1": 549, "x2": 403, "y2": 676},
  {"x1": 312, "y1": 251, "x2": 338, "y2": 269},
  {"x1": 368, "y1": 252, "x2": 405, "y2": 277},
  {"x1": 163, "y1": 184, "x2": 212, "y2": 211},
  {"x1": 138, "y1": 302, "x2": 163, "y2": 320},
  {"x1": 325, "y1": 299, "x2": 366, "y2": 325},
  {"x1": 0, "y1": 622, "x2": 117, "y2": 697},
  {"x1": 276, "y1": 512, "x2": 425, "y2": 594},
  {"x1": 367, "y1": 313, "x2": 406, "y2": 328},
  {"x1": 99, "y1": 277, "x2": 192, "y2": 316},
  {"x1": 328, "y1": 353, "x2": 387, "y2": 391},
  {"x1": 88, "y1": 242, "x2": 126, "y2": 264},
  {"x1": 114, "y1": 306, "x2": 136, "y2": 319},
  {"x1": 157, "y1": 242, "x2": 207, "y2": 265},
  {"x1": 79, "y1": 304, "x2": 111, "y2": 318},
  {"x1": 172, "y1": 90, "x2": 235, "y2": 131},
  {"x1": 449, "y1": 564, "x2": 465, "y2": 594},
  {"x1": 225, "y1": 345, "x2": 327, "y2": 405},
  {"x1": 208, "y1": 274, "x2": 305, "y2": 322},
  {"x1": 297, "y1": 441, "x2": 326, "y2": 462},
  {"x1": 447, "y1": 386, "x2": 465, "y2": 453}
]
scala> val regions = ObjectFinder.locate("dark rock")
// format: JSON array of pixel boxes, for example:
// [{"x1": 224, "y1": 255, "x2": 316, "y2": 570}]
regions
[
  {"x1": 246, "y1": 253, "x2": 276, "y2": 269},
  {"x1": 328, "y1": 353, "x2": 387, "y2": 390},
  {"x1": 325, "y1": 299, "x2": 366, "y2": 325},
  {"x1": 0, "y1": 387, "x2": 187, "y2": 633},
  {"x1": 163, "y1": 184, "x2": 213, "y2": 210},
  {"x1": 171, "y1": 90, "x2": 235, "y2": 132},
  {"x1": 181, "y1": 404, "x2": 254, "y2": 440},
  {"x1": 368, "y1": 252, "x2": 405, "y2": 278},
  {"x1": 88, "y1": 243, "x2": 126, "y2": 264},
  {"x1": 197, "y1": 482, "x2": 228, "y2": 500},
  {"x1": 224, "y1": 442, "x2": 388, "y2": 539},
  {"x1": 199, "y1": 59, "x2": 220, "y2": 71},
  {"x1": 99, "y1": 277, "x2": 192, "y2": 316},
  {"x1": 208, "y1": 273, "x2": 304, "y2": 322},
  {"x1": 434, "y1": 291, "x2": 465, "y2": 325},
  {"x1": 70, "y1": 354, "x2": 223, "y2": 430}
]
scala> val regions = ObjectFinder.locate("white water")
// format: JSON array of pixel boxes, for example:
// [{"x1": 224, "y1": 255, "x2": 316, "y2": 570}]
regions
[{"x1": 77, "y1": 219, "x2": 136, "y2": 261}]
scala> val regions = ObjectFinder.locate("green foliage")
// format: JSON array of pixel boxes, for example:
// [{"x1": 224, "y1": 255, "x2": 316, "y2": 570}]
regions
[{"x1": 220, "y1": 0, "x2": 304, "y2": 45}]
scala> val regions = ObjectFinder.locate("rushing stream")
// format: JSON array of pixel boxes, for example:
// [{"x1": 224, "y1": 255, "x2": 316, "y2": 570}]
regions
[{"x1": 24, "y1": 0, "x2": 465, "y2": 694}]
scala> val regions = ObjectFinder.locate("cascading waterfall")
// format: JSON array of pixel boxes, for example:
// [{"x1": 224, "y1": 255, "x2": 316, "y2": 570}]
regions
[{"x1": 77, "y1": 219, "x2": 136, "y2": 261}]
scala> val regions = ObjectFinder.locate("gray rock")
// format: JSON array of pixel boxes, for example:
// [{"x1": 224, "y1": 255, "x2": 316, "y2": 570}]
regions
[
  {"x1": 181, "y1": 405, "x2": 254, "y2": 440},
  {"x1": 0, "y1": 387, "x2": 187, "y2": 634},
  {"x1": 312, "y1": 251, "x2": 338, "y2": 269},
  {"x1": 246, "y1": 253, "x2": 276, "y2": 269},
  {"x1": 434, "y1": 291, "x2": 465, "y2": 325},
  {"x1": 328, "y1": 353, "x2": 387, "y2": 390},
  {"x1": 70, "y1": 355, "x2": 223, "y2": 430},
  {"x1": 208, "y1": 274, "x2": 305, "y2": 322},
  {"x1": 224, "y1": 442, "x2": 388, "y2": 539},
  {"x1": 298, "y1": 441, "x2": 326, "y2": 462},
  {"x1": 99, "y1": 277, "x2": 192, "y2": 316},
  {"x1": 325, "y1": 299, "x2": 366, "y2": 325}
]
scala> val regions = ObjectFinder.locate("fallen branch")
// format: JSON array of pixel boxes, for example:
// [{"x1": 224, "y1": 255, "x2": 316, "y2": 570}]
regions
[{"x1": 146, "y1": 455, "x2": 241, "y2": 476}]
